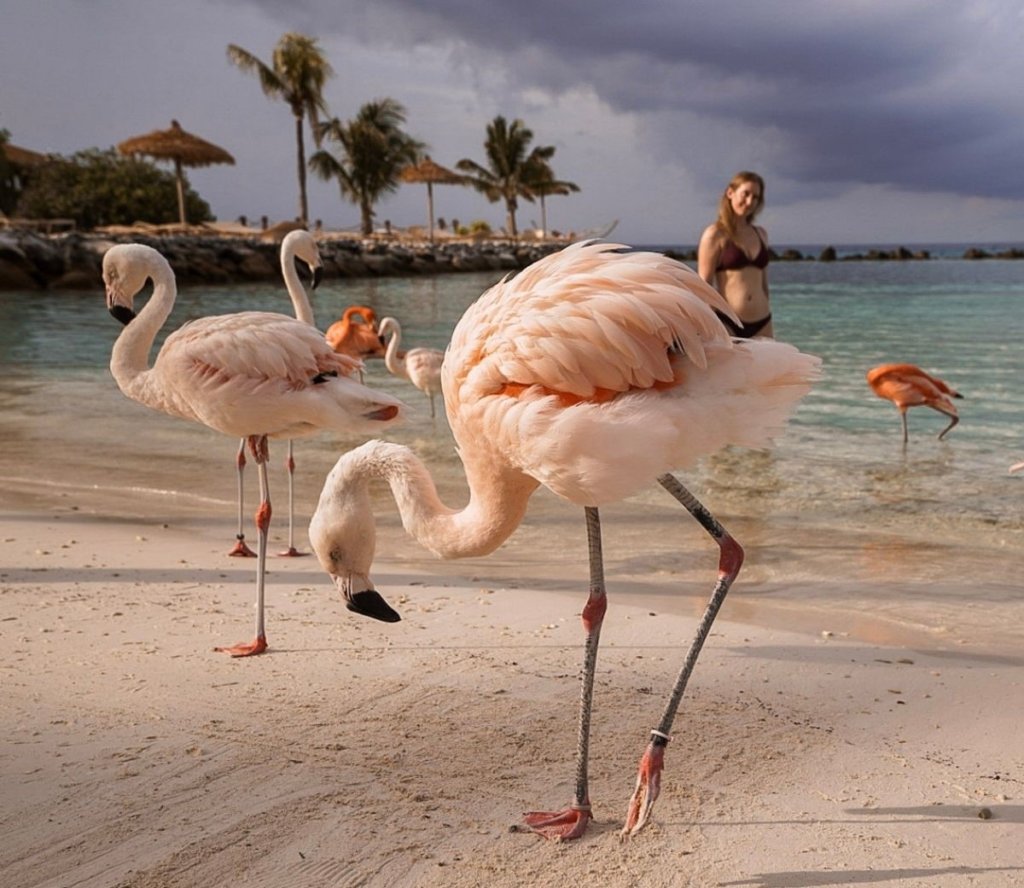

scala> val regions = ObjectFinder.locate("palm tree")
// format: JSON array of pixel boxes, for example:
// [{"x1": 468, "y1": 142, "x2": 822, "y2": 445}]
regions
[
  {"x1": 456, "y1": 116, "x2": 555, "y2": 239},
  {"x1": 227, "y1": 33, "x2": 333, "y2": 225},
  {"x1": 310, "y1": 99, "x2": 424, "y2": 236},
  {"x1": 523, "y1": 159, "x2": 580, "y2": 238}
]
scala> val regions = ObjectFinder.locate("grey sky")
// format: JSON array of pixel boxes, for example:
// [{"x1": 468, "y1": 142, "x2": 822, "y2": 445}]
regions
[{"x1": 3, "y1": 0, "x2": 1023, "y2": 245}]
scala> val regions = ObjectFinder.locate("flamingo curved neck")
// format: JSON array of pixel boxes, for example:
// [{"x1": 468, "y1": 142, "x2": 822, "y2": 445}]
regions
[
  {"x1": 353, "y1": 440, "x2": 537, "y2": 559},
  {"x1": 109, "y1": 258, "x2": 176, "y2": 398},
  {"x1": 382, "y1": 320, "x2": 409, "y2": 380},
  {"x1": 282, "y1": 249, "x2": 314, "y2": 325}
]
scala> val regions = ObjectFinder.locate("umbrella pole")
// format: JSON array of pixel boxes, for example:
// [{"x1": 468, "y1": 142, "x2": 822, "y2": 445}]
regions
[
  {"x1": 174, "y1": 158, "x2": 187, "y2": 226},
  {"x1": 427, "y1": 183, "x2": 435, "y2": 242}
]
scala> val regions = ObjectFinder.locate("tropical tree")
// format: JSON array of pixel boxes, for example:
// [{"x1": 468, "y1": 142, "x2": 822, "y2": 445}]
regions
[
  {"x1": 456, "y1": 116, "x2": 555, "y2": 238},
  {"x1": 310, "y1": 99, "x2": 424, "y2": 236},
  {"x1": 227, "y1": 32, "x2": 333, "y2": 225},
  {"x1": 16, "y1": 148, "x2": 212, "y2": 229},
  {"x1": 523, "y1": 159, "x2": 580, "y2": 238}
]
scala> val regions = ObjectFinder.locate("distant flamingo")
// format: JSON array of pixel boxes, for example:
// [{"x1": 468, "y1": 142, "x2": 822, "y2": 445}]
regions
[
  {"x1": 103, "y1": 243, "x2": 405, "y2": 657},
  {"x1": 1011, "y1": 462, "x2": 1023, "y2": 474},
  {"x1": 866, "y1": 363, "x2": 962, "y2": 443},
  {"x1": 325, "y1": 305, "x2": 386, "y2": 363},
  {"x1": 379, "y1": 316, "x2": 444, "y2": 417},
  {"x1": 232, "y1": 229, "x2": 324, "y2": 558},
  {"x1": 309, "y1": 241, "x2": 820, "y2": 838}
]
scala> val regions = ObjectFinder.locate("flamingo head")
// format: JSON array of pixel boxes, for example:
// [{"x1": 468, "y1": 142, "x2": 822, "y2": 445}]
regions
[
  {"x1": 309, "y1": 446, "x2": 401, "y2": 623},
  {"x1": 103, "y1": 243, "x2": 167, "y2": 325}
]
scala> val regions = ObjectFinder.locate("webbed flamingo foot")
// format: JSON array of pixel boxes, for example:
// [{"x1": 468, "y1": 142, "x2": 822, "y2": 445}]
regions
[
  {"x1": 214, "y1": 635, "x2": 268, "y2": 657},
  {"x1": 277, "y1": 546, "x2": 308, "y2": 557},
  {"x1": 622, "y1": 738, "x2": 665, "y2": 836},
  {"x1": 228, "y1": 538, "x2": 257, "y2": 558},
  {"x1": 522, "y1": 803, "x2": 592, "y2": 841}
]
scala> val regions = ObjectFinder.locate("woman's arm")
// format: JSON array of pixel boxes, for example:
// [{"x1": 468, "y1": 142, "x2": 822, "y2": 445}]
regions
[{"x1": 697, "y1": 224, "x2": 720, "y2": 286}]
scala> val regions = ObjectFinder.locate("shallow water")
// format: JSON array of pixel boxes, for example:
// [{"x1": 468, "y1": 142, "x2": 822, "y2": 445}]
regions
[{"x1": 1, "y1": 252, "x2": 1022, "y2": 653}]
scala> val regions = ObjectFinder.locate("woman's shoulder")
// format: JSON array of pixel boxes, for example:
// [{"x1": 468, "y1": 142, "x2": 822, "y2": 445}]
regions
[{"x1": 699, "y1": 222, "x2": 725, "y2": 247}]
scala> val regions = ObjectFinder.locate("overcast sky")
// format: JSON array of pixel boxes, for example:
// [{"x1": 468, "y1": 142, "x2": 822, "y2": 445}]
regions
[{"x1": 4, "y1": 0, "x2": 1023, "y2": 246}]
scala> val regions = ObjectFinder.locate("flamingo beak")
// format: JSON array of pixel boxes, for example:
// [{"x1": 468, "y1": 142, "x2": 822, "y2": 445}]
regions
[
  {"x1": 108, "y1": 303, "x2": 136, "y2": 326},
  {"x1": 333, "y1": 573, "x2": 401, "y2": 622},
  {"x1": 312, "y1": 266, "x2": 323, "y2": 290}
]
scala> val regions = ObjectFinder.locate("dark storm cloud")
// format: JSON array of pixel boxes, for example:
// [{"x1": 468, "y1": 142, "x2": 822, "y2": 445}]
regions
[{"x1": 241, "y1": 0, "x2": 1024, "y2": 200}]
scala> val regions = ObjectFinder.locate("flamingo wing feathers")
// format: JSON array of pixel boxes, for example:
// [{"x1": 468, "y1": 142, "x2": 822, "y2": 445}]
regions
[{"x1": 449, "y1": 242, "x2": 736, "y2": 402}]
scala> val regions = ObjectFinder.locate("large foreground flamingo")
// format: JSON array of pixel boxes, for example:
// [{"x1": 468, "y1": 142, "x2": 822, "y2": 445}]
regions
[
  {"x1": 325, "y1": 305, "x2": 386, "y2": 363},
  {"x1": 231, "y1": 229, "x2": 324, "y2": 558},
  {"x1": 309, "y1": 241, "x2": 820, "y2": 838},
  {"x1": 379, "y1": 316, "x2": 444, "y2": 417},
  {"x1": 866, "y1": 363, "x2": 962, "y2": 443},
  {"x1": 103, "y1": 243, "x2": 405, "y2": 656}
]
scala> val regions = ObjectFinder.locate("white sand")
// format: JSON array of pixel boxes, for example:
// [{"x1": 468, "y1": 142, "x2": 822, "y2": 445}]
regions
[{"x1": 2, "y1": 498, "x2": 1023, "y2": 888}]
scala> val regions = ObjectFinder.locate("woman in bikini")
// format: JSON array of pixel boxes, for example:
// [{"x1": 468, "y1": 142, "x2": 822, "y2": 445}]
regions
[{"x1": 697, "y1": 170, "x2": 774, "y2": 339}]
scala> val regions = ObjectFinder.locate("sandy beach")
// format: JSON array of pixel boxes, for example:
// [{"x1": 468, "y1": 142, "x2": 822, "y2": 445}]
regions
[{"x1": 2, "y1": 466, "x2": 1023, "y2": 888}]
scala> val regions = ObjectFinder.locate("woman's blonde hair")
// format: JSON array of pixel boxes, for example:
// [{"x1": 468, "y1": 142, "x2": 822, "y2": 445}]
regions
[{"x1": 716, "y1": 170, "x2": 765, "y2": 238}]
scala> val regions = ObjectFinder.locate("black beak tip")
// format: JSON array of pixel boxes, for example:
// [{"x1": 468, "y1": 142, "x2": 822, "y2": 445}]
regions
[
  {"x1": 109, "y1": 305, "x2": 136, "y2": 326},
  {"x1": 312, "y1": 267, "x2": 323, "y2": 290},
  {"x1": 346, "y1": 589, "x2": 402, "y2": 623}
]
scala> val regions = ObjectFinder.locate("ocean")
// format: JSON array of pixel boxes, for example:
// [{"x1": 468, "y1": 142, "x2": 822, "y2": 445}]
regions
[{"x1": 2, "y1": 244, "x2": 1022, "y2": 652}]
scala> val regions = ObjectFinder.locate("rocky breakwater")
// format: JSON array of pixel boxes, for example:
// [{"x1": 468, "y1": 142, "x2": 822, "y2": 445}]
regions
[{"x1": 0, "y1": 227, "x2": 565, "y2": 291}]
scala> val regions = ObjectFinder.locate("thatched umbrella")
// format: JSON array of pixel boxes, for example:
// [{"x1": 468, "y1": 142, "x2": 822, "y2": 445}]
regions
[
  {"x1": 1, "y1": 143, "x2": 48, "y2": 168},
  {"x1": 399, "y1": 156, "x2": 466, "y2": 241},
  {"x1": 117, "y1": 120, "x2": 234, "y2": 225}
]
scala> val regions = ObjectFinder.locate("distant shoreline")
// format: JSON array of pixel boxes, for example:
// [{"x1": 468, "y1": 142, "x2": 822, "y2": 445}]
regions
[{"x1": 1, "y1": 224, "x2": 1022, "y2": 291}]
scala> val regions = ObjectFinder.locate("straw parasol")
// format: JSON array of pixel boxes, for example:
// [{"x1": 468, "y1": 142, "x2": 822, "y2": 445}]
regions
[
  {"x1": 1, "y1": 143, "x2": 48, "y2": 168},
  {"x1": 399, "y1": 156, "x2": 466, "y2": 241},
  {"x1": 117, "y1": 120, "x2": 235, "y2": 225}
]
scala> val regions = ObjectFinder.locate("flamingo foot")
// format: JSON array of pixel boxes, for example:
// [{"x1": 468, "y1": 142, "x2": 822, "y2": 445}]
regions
[
  {"x1": 622, "y1": 740, "x2": 665, "y2": 837},
  {"x1": 522, "y1": 804, "x2": 592, "y2": 841},
  {"x1": 213, "y1": 635, "x2": 268, "y2": 657},
  {"x1": 228, "y1": 538, "x2": 257, "y2": 558},
  {"x1": 277, "y1": 546, "x2": 309, "y2": 557}
]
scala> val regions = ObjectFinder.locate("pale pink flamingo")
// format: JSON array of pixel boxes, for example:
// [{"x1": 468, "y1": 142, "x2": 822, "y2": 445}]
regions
[
  {"x1": 325, "y1": 305, "x2": 386, "y2": 363},
  {"x1": 308, "y1": 241, "x2": 820, "y2": 838},
  {"x1": 378, "y1": 315, "x2": 444, "y2": 418},
  {"x1": 103, "y1": 242, "x2": 405, "y2": 657},
  {"x1": 866, "y1": 363, "x2": 962, "y2": 443},
  {"x1": 231, "y1": 228, "x2": 324, "y2": 558},
  {"x1": 1011, "y1": 462, "x2": 1023, "y2": 474}
]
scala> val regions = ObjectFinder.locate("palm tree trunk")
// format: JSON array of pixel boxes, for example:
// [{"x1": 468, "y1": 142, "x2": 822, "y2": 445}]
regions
[
  {"x1": 361, "y1": 201, "x2": 373, "y2": 236},
  {"x1": 295, "y1": 114, "x2": 308, "y2": 225}
]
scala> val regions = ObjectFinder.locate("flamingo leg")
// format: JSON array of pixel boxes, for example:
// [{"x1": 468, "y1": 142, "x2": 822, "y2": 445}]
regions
[
  {"x1": 228, "y1": 438, "x2": 257, "y2": 557},
  {"x1": 900, "y1": 410, "x2": 909, "y2": 445},
  {"x1": 622, "y1": 474, "x2": 744, "y2": 837},
  {"x1": 934, "y1": 407, "x2": 959, "y2": 441},
  {"x1": 524, "y1": 506, "x2": 605, "y2": 841},
  {"x1": 278, "y1": 440, "x2": 307, "y2": 557},
  {"x1": 215, "y1": 435, "x2": 270, "y2": 657}
]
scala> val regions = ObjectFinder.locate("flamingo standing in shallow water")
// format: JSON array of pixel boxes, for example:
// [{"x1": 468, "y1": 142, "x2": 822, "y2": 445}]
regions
[
  {"x1": 866, "y1": 363, "x2": 962, "y2": 443},
  {"x1": 231, "y1": 229, "x2": 324, "y2": 558},
  {"x1": 103, "y1": 242, "x2": 405, "y2": 656},
  {"x1": 325, "y1": 305, "x2": 386, "y2": 365},
  {"x1": 309, "y1": 241, "x2": 820, "y2": 838},
  {"x1": 379, "y1": 315, "x2": 444, "y2": 417}
]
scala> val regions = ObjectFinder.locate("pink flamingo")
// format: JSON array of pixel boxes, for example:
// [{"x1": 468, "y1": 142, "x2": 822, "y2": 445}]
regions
[
  {"x1": 309, "y1": 241, "x2": 820, "y2": 837},
  {"x1": 325, "y1": 305, "x2": 386, "y2": 362},
  {"x1": 866, "y1": 363, "x2": 962, "y2": 443},
  {"x1": 103, "y1": 242, "x2": 405, "y2": 657},
  {"x1": 379, "y1": 316, "x2": 444, "y2": 418},
  {"x1": 231, "y1": 228, "x2": 324, "y2": 558}
]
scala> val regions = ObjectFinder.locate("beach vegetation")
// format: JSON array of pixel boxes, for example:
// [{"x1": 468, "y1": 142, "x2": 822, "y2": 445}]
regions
[
  {"x1": 15, "y1": 148, "x2": 213, "y2": 230},
  {"x1": 227, "y1": 32, "x2": 334, "y2": 226},
  {"x1": 456, "y1": 116, "x2": 557, "y2": 238},
  {"x1": 310, "y1": 98, "x2": 424, "y2": 236}
]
